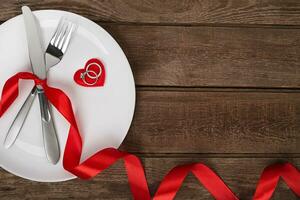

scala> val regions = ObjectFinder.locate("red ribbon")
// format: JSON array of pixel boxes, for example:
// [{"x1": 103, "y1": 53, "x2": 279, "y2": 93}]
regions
[{"x1": 1, "y1": 72, "x2": 300, "y2": 200}]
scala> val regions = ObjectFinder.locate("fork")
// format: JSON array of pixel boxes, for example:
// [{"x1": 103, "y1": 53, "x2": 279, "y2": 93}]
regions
[
  {"x1": 45, "y1": 18, "x2": 75, "y2": 69},
  {"x1": 4, "y1": 18, "x2": 75, "y2": 164}
]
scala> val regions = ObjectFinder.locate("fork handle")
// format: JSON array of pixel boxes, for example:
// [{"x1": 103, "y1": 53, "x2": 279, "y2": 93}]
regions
[
  {"x1": 4, "y1": 87, "x2": 37, "y2": 148},
  {"x1": 37, "y1": 86, "x2": 60, "y2": 164}
]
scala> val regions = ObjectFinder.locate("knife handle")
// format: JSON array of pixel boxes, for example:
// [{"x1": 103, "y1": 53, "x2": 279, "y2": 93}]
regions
[
  {"x1": 4, "y1": 87, "x2": 37, "y2": 148},
  {"x1": 37, "y1": 86, "x2": 60, "y2": 164}
]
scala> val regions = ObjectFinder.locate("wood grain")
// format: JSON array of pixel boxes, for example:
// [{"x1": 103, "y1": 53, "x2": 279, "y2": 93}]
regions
[
  {"x1": 0, "y1": 157, "x2": 298, "y2": 200},
  {"x1": 104, "y1": 24, "x2": 300, "y2": 88},
  {"x1": 2, "y1": 15, "x2": 300, "y2": 88},
  {"x1": 2, "y1": 0, "x2": 300, "y2": 25},
  {"x1": 0, "y1": 1, "x2": 300, "y2": 199},
  {"x1": 120, "y1": 90, "x2": 300, "y2": 153}
]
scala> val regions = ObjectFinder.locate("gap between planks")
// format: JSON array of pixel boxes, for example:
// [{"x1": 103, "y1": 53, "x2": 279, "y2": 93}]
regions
[
  {"x1": 97, "y1": 21, "x2": 300, "y2": 30},
  {"x1": 3, "y1": 19, "x2": 300, "y2": 29},
  {"x1": 127, "y1": 153, "x2": 300, "y2": 158},
  {"x1": 136, "y1": 86, "x2": 300, "y2": 93}
]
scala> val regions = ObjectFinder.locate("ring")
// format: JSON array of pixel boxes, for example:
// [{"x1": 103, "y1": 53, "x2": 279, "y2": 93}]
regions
[
  {"x1": 80, "y1": 70, "x2": 99, "y2": 86},
  {"x1": 86, "y1": 62, "x2": 102, "y2": 79}
]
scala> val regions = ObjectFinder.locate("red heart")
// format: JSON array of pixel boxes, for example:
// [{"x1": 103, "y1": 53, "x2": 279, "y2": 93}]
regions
[{"x1": 74, "y1": 58, "x2": 106, "y2": 87}]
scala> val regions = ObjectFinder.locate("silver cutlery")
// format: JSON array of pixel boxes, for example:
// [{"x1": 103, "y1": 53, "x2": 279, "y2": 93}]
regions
[
  {"x1": 22, "y1": 6, "x2": 58, "y2": 164},
  {"x1": 45, "y1": 18, "x2": 75, "y2": 69},
  {"x1": 4, "y1": 6, "x2": 75, "y2": 165}
]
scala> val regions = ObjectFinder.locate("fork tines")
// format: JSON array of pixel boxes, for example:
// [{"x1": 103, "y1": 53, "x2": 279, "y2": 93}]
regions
[{"x1": 47, "y1": 18, "x2": 76, "y2": 58}]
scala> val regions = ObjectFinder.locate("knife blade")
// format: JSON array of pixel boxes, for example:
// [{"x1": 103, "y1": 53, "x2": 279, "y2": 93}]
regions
[
  {"x1": 20, "y1": 6, "x2": 60, "y2": 164},
  {"x1": 22, "y1": 6, "x2": 46, "y2": 80}
]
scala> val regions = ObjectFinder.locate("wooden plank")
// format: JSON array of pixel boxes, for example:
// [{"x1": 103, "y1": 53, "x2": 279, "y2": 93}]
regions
[
  {"x1": 120, "y1": 90, "x2": 300, "y2": 153},
  {"x1": 0, "y1": 157, "x2": 298, "y2": 199},
  {"x1": 2, "y1": 0, "x2": 300, "y2": 25},
  {"x1": 1, "y1": 19, "x2": 300, "y2": 88},
  {"x1": 104, "y1": 24, "x2": 300, "y2": 88}
]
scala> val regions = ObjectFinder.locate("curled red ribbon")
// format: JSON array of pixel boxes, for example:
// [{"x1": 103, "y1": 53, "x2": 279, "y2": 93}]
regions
[{"x1": 1, "y1": 72, "x2": 300, "y2": 200}]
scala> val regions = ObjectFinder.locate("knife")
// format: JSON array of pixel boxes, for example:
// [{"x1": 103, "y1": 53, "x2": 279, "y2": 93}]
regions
[{"x1": 19, "y1": 6, "x2": 60, "y2": 164}]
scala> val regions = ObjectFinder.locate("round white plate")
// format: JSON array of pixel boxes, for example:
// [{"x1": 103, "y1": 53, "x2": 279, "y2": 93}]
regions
[{"x1": 0, "y1": 10, "x2": 135, "y2": 182}]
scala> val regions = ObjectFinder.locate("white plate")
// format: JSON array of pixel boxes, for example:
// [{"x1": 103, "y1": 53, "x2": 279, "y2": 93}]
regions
[{"x1": 0, "y1": 10, "x2": 135, "y2": 182}]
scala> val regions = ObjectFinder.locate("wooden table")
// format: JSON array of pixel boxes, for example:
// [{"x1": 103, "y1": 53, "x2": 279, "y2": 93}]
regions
[{"x1": 0, "y1": 1, "x2": 300, "y2": 199}]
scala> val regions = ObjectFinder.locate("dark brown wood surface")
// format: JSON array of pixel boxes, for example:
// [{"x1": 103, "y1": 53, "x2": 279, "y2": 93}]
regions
[
  {"x1": 0, "y1": 1, "x2": 300, "y2": 199},
  {"x1": 2, "y1": 0, "x2": 300, "y2": 25},
  {"x1": 122, "y1": 90, "x2": 300, "y2": 154},
  {"x1": 105, "y1": 25, "x2": 300, "y2": 88}
]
